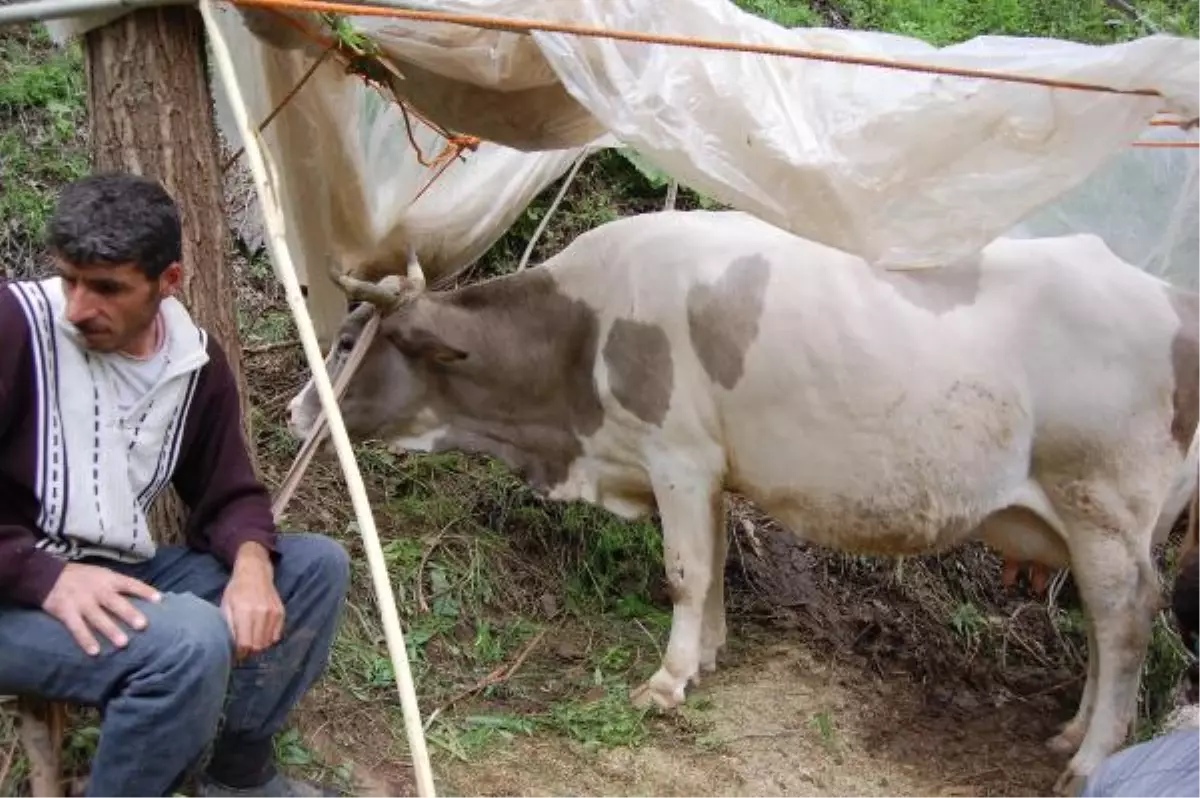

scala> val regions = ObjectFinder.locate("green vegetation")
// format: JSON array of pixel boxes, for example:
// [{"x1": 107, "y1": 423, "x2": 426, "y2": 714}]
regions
[
  {"x1": 1, "y1": 1, "x2": 1197, "y2": 794},
  {"x1": 0, "y1": 26, "x2": 88, "y2": 279}
]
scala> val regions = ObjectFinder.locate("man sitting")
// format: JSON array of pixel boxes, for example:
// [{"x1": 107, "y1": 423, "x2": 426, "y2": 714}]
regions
[{"x1": 0, "y1": 172, "x2": 351, "y2": 796}]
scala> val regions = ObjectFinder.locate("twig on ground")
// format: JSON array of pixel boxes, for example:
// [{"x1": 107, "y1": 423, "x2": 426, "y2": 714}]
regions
[
  {"x1": 415, "y1": 524, "x2": 458, "y2": 614},
  {"x1": 718, "y1": 727, "x2": 806, "y2": 743},
  {"x1": 634, "y1": 618, "x2": 663, "y2": 662},
  {"x1": 0, "y1": 738, "x2": 18, "y2": 794},
  {"x1": 429, "y1": 627, "x2": 550, "y2": 719},
  {"x1": 246, "y1": 338, "x2": 300, "y2": 355}
]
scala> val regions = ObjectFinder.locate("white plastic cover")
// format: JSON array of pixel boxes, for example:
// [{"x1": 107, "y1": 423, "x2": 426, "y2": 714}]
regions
[
  {"x1": 44, "y1": 0, "x2": 1199, "y2": 307},
  {"x1": 1006, "y1": 123, "x2": 1199, "y2": 291},
  {"x1": 522, "y1": 0, "x2": 1198, "y2": 269}
]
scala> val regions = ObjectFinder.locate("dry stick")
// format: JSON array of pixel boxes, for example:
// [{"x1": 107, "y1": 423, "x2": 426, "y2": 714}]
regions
[
  {"x1": 415, "y1": 523, "x2": 459, "y2": 614},
  {"x1": 0, "y1": 738, "x2": 18, "y2": 794},
  {"x1": 198, "y1": 4, "x2": 437, "y2": 796},
  {"x1": 663, "y1": 178, "x2": 678, "y2": 211},
  {"x1": 430, "y1": 627, "x2": 550, "y2": 719},
  {"x1": 517, "y1": 149, "x2": 589, "y2": 272},
  {"x1": 14, "y1": 697, "x2": 63, "y2": 797},
  {"x1": 270, "y1": 313, "x2": 380, "y2": 521},
  {"x1": 245, "y1": 338, "x2": 300, "y2": 355},
  {"x1": 221, "y1": 45, "x2": 334, "y2": 173}
]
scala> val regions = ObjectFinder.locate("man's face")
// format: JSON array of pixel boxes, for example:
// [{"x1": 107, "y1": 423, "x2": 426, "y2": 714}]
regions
[{"x1": 57, "y1": 258, "x2": 181, "y2": 353}]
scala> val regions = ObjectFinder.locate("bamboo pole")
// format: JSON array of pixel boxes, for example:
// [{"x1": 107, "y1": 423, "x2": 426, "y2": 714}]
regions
[{"x1": 198, "y1": 2, "x2": 437, "y2": 795}]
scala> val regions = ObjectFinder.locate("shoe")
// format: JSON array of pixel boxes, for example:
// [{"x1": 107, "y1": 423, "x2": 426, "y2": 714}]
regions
[{"x1": 194, "y1": 771, "x2": 342, "y2": 797}]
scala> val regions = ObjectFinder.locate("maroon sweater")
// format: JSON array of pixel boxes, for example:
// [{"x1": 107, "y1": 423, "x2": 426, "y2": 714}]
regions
[{"x1": 0, "y1": 280, "x2": 278, "y2": 607}]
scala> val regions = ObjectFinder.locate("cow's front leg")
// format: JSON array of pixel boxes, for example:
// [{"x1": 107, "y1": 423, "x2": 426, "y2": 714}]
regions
[
  {"x1": 630, "y1": 466, "x2": 721, "y2": 710},
  {"x1": 699, "y1": 500, "x2": 729, "y2": 676}
]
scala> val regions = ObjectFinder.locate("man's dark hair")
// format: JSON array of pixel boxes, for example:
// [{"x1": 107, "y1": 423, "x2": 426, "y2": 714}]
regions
[{"x1": 46, "y1": 171, "x2": 183, "y2": 279}]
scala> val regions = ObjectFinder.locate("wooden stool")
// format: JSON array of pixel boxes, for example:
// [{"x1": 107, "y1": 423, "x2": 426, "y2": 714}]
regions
[{"x1": 8, "y1": 696, "x2": 68, "y2": 796}]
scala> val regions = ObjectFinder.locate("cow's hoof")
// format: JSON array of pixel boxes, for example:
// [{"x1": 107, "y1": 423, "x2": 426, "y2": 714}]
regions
[
  {"x1": 630, "y1": 671, "x2": 686, "y2": 710},
  {"x1": 1046, "y1": 725, "x2": 1084, "y2": 756},
  {"x1": 1052, "y1": 767, "x2": 1086, "y2": 797},
  {"x1": 699, "y1": 649, "x2": 719, "y2": 674}
]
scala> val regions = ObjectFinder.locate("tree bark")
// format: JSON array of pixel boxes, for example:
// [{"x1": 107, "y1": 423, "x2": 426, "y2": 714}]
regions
[{"x1": 84, "y1": 6, "x2": 254, "y2": 543}]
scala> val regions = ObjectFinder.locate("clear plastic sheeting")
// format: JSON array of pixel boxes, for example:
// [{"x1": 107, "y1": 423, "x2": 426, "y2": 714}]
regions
[
  {"x1": 214, "y1": 0, "x2": 1199, "y2": 270},
  {"x1": 1006, "y1": 124, "x2": 1199, "y2": 291},
  {"x1": 43, "y1": 0, "x2": 1199, "y2": 292},
  {"x1": 211, "y1": 5, "x2": 592, "y2": 344},
  {"x1": 518, "y1": 0, "x2": 1198, "y2": 268}
]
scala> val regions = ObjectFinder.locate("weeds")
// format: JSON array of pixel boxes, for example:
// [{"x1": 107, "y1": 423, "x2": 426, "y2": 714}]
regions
[{"x1": 0, "y1": 26, "x2": 88, "y2": 280}]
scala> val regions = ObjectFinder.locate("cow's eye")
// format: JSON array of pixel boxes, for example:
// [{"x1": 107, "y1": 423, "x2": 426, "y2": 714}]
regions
[{"x1": 337, "y1": 334, "x2": 355, "y2": 353}]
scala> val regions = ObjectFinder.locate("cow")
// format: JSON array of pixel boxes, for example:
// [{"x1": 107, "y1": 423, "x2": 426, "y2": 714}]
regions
[{"x1": 286, "y1": 209, "x2": 1199, "y2": 794}]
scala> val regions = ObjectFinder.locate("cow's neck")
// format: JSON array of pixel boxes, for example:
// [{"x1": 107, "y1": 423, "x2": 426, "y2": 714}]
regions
[{"x1": 416, "y1": 270, "x2": 605, "y2": 494}]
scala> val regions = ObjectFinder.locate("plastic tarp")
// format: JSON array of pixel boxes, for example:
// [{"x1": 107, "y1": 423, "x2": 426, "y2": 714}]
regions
[
  {"x1": 205, "y1": 6, "x2": 597, "y2": 342},
  {"x1": 1006, "y1": 123, "x2": 1198, "y2": 291},
  {"x1": 206, "y1": 0, "x2": 1199, "y2": 270},
  {"x1": 44, "y1": 0, "x2": 1200, "y2": 295}
]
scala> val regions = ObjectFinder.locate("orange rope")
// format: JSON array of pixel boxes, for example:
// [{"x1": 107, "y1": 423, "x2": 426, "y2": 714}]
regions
[
  {"x1": 223, "y1": 0, "x2": 1196, "y2": 164},
  {"x1": 259, "y1": 3, "x2": 482, "y2": 184},
  {"x1": 396, "y1": 100, "x2": 480, "y2": 167},
  {"x1": 1132, "y1": 140, "x2": 1199, "y2": 148},
  {"x1": 222, "y1": 0, "x2": 1171, "y2": 99}
]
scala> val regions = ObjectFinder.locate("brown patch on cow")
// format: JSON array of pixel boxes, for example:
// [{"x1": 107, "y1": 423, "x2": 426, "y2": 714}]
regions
[
  {"x1": 1168, "y1": 286, "x2": 1199, "y2": 452},
  {"x1": 878, "y1": 257, "x2": 981, "y2": 315},
  {"x1": 602, "y1": 318, "x2": 673, "y2": 425},
  {"x1": 687, "y1": 254, "x2": 771, "y2": 390},
  {"x1": 391, "y1": 270, "x2": 607, "y2": 492}
]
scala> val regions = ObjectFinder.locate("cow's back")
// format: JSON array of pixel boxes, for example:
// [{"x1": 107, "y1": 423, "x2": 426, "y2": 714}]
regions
[{"x1": 545, "y1": 210, "x2": 1193, "y2": 555}]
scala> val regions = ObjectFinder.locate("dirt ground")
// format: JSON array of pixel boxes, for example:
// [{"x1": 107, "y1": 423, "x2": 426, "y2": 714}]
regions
[
  {"x1": 276, "y1": 503, "x2": 1128, "y2": 798},
  {"x1": 436, "y1": 638, "x2": 1063, "y2": 797}
]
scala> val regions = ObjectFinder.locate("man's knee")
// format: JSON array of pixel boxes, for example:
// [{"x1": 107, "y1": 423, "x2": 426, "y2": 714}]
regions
[
  {"x1": 276, "y1": 533, "x2": 351, "y2": 605},
  {"x1": 141, "y1": 592, "x2": 233, "y2": 690}
]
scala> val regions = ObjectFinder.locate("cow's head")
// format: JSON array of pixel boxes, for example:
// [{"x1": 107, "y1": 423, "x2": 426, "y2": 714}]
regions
[{"x1": 285, "y1": 249, "x2": 466, "y2": 448}]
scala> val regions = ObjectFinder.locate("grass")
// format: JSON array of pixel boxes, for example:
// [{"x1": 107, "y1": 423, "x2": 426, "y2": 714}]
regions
[
  {"x1": 2, "y1": 0, "x2": 1199, "y2": 794},
  {"x1": 0, "y1": 26, "x2": 88, "y2": 281}
]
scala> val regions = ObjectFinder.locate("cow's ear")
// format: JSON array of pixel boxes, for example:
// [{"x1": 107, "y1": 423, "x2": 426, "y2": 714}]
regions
[{"x1": 389, "y1": 326, "x2": 468, "y2": 364}]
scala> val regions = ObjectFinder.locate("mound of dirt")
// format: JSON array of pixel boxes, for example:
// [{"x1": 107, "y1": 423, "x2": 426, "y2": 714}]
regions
[
  {"x1": 722, "y1": 496, "x2": 1085, "y2": 714},
  {"x1": 435, "y1": 639, "x2": 1066, "y2": 798}
]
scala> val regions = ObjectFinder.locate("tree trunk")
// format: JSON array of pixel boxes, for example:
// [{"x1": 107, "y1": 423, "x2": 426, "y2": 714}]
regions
[{"x1": 84, "y1": 6, "x2": 253, "y2": 544}]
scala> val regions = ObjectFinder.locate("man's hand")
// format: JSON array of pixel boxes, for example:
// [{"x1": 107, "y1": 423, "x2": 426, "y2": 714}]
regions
[
  {"x1": 221, "y1": 541, "x2": 284, "y2": 661},
  {"x1": 41, "y1": 563, "x2": 162, "y2": 656}
]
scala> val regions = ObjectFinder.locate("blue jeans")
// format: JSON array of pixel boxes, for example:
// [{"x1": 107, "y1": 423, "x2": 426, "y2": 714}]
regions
[
  {"x1": 0, "y1": 532, "x2": 351, "y2": 797},
  {"x1": 1079, "y1": 727, "x2": 1200, "y2": 797}
]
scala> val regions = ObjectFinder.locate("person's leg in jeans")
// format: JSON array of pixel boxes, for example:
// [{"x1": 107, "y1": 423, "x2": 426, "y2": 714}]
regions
[
  {"x1": 111, "y1": 532, "x2": 351, "y2": 795},
  {"x1": 0, "y1": 591, "x2": 234, "y2": 796},
  {"x1": 0, "y1": 531, "x2": 349, "y2": 796}
]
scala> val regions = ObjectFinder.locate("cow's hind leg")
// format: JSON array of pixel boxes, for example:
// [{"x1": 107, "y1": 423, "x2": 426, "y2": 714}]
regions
[
  {"x1": 630, "y1": 465, "x2": 721, "y2": 710},
  {"x1": 1054, "y1": 521, "x2": 1158, "y2": 795}
]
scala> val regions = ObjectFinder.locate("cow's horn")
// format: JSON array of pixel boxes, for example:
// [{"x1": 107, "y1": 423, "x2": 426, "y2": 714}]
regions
[
  {"x1": 329, "y1": 270, "x2": 406, "y2": 314},
  {"x1": 405, "y1": 243, "x2": 426, "y2": 291}
]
